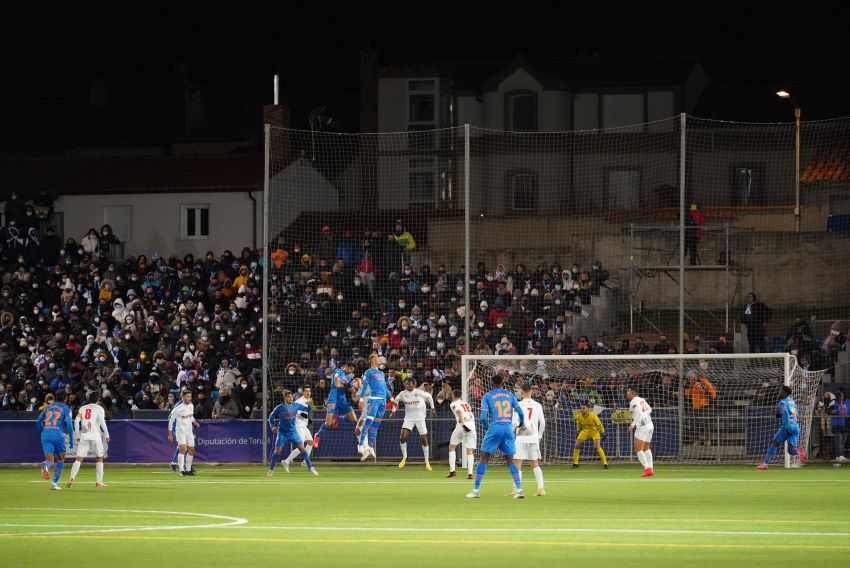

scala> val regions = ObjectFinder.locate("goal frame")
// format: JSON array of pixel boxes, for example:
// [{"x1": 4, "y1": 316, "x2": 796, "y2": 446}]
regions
[{"x1": 462, "y1": 353, "x2": 805, "y2": 468}]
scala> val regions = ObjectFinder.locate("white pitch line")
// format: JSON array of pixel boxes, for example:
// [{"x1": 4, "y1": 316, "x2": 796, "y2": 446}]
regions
[
  {"x1": 0, "y1": 524, "x2": 144, "y2": 528},
  {"x1": 24, "y1": 477, "x2": 841, "y2": 485},
  {"x1": 223, "y1": 525, "x2": 850, "y2": 538},
  {"x1": 0, "y1": 508, "x2": 247, "y2": 538}
]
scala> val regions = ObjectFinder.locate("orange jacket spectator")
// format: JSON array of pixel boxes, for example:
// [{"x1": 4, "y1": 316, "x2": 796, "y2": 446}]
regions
[
  {"x1": 271, "y1": 248, "x2": 288, "y2": 269},
  {"x1": 684, "y1": 375, "x2": 717, "y2": 410}
]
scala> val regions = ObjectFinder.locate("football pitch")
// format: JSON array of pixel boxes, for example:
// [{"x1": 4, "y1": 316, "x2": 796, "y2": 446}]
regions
[{"x1": 1, "y1": 463, "x2": 848, "y2": 567}]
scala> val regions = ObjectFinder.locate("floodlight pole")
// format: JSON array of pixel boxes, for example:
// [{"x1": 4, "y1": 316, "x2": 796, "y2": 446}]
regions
[{"x1": 793, "y1": 106, "x2": 801, "y2": 233}]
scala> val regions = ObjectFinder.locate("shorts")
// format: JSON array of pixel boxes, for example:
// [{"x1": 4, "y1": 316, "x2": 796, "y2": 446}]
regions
[
  {"x1": 176, "y1": 431, "x2": 196, "y2": 447},
  {"x1": 773, "y1": 426, "x2": 800, "y2": 447},
  {"x1": 577, "y1": 430, "x2": 601, "y2": 443},
  {"x1": 450, "y1": 425, "x2": 477, "y2": 448},
  {"x1": 366, "y1": 398, "x2": 386, "y2": 420},
  {"x1": 326, "y1": 394, "x2": 353, "y2": 417},
  {"x1": 297, "y1": 425, "x2": 313, "y2": 442},
  {"x1": 401, "y1": 418, "x2": 427, "y2": 434},
  {"x1": 76, "y1": 436, "x2": 105, "y2": 458},
  {"x1": 41, "y1": 432, "x2": 66, "y2": 456},
  {"x1": 275, "y1": 432, "x2": 304, "y2": 449},
  {"x1": 634, "y1": 424, "x2": 654, "y2": 443},
  {"x1": 481, "y1": 425, "x2": 516, "y2": 456},
  {"x1": 514, "y1": 442, "x2": 541, "y2": 461}
]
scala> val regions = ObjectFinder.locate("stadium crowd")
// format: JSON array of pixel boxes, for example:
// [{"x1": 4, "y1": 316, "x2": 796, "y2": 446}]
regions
[{"x1": 0, "y1": 200, "x2": 847, "y2": 421}]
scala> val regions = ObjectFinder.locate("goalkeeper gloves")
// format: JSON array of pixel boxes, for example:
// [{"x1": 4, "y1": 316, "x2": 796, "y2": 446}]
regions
[{"x1": 462, "y1": 424, "x2": 471, "y2": 433}]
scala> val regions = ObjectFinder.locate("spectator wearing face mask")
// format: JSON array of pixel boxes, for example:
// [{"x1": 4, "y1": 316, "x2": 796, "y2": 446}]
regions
[{"x1": 235, "y1": 379, "x2": 255, "y2": 418}]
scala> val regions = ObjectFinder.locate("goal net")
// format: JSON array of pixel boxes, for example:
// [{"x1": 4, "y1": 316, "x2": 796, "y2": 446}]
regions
[{"x1": 462, "y1": 354, "x2": 822, "y2": 466}]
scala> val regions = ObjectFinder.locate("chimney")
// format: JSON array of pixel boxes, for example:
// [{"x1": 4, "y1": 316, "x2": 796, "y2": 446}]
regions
[
  {"x1": 264, "y1": 103, "x2": 292, "y2": 176},
  {"x1": 359, "y1": 46, "x2": 378, "y2": 133},
  {"x1": 184, "y1": 82, "x2": 204, "y2": 130}
]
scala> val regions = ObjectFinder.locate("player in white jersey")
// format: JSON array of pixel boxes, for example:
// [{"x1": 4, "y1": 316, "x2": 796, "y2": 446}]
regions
[
  {"x1": 283, "y1": 385, "x2": 315, "y2": 468},
  {"x1": 510, "y1": 384, "x2": 546, "y2": 496},
  {"x1": 391, "y1": 378, "x2": 436, "y2": 470},
  {"x1": 67, "y1": 391, "x2": 110, "y2": 488},
  {"x1": 627, "y1": 386, "x2": 655, "y2": 477},
  {"x1": 168, "y1": 390, "x2": 200, "y2": 477},
  {"x1": 447, "y1": 389, "x2": 476, "y2": 479}
]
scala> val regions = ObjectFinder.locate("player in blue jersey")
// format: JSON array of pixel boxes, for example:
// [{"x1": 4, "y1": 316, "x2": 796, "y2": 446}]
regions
[
  {"x1": 758, "y1": 385, "x2": 807, "y2": 469},
  {"x1": 36, "y1": 391, "x2": 75, "y2": 490},
  {"x1": 268, "y1": 391, "x2": 318, "y2": 476},
  {"x1": 467, "y1": 370, "x2": 526, "y2": 499},
  {"x1": 313, "y1": 362, "x2": 357, "y2": 448},
  {"x1": 358, "y1": 354, "x2": 390, "y2": 460}
]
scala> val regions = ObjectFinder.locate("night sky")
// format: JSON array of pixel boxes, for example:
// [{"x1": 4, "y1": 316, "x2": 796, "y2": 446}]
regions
[{"x1": 2, "y1": 4, "x2": 844, "y2": 100}]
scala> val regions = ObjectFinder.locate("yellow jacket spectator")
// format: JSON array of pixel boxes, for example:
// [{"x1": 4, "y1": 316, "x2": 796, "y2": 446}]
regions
[
  {"x1": 684, "y1": 375, "x2": 717, "y2": 410},
  {"x1": 393, "y1": 220, "x2": 416, "y2": 252}
]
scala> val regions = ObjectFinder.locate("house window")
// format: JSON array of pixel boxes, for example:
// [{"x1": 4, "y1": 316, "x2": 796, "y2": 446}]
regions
[
  {"x1": 506, "y1": 91, "x2": 538, "y2": 131},
  {"x1": 509, "y1": 171, "x2": 538, "y2": 211},
  {"x1": 409, "y1": 158, "x2": 437, "y2": 207},
  {"x1": 729, "y1": 165, "x2": 764, "y2": 206},
  {"x1": 602, "y1": 93, "x2": 645, "y2": 130},
  {"x1": 182, "y1": 205, "x2": 209, "y2": 239},
  {"x1": 607, "y1": 168, "x2": 641, "y2": 209}
]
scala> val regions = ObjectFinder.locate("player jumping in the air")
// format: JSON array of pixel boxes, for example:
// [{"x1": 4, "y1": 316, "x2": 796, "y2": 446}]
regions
[
  {"x1": 67, "y1": 391, "x2": 110, "y2": 488},
  {"x1": 313, "y1": 363, "x2": 357, "y2": 449},
  {"x1": 358, "y1": 355, "x2": 389, "y2": 460},
  {"x1": 627, "y1": 386, "x2": 654, "y2": 477},
  {"x1": 448, "y1": 389, "x2": 476, "y2": 479},
  {"x1": 758, "y1": 385, "x2": 806, "y2": 469},
  {"x1": 391, "y1": 378, "x2": 436, "y2": 470},
  {"x1": 36, "y1": 392, "x2": 75, "y2": 490},
  {"x1": 268, "y1": 390, "x2": 318, "y2": 476},
  {"x1": 467, "y1": 370, "x2": 526, "y2": 499}
]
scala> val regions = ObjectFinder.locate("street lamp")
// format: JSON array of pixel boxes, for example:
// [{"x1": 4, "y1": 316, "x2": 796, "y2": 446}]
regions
[{"x1": 776, "y1": 90, "x2": 801, "y2": 232}]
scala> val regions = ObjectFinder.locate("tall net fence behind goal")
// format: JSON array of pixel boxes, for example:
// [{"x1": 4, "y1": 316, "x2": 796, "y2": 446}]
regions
[{"x1": 462, "y1": 354, "x2": 822, "y2": 466}]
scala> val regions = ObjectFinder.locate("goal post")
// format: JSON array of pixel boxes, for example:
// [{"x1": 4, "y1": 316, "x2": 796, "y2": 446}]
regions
[{"x1": 462, "y1": 353, "x2": 822, "y2": 467}]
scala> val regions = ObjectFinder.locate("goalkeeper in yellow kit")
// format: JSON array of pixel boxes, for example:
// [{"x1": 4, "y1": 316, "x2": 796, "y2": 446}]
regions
[{"x1": 573, "y1": 403, "x2": 609, "y2": 469}]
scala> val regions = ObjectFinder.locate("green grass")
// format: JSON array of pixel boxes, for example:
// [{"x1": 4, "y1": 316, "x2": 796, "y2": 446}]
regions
[{"x1": 1, "y1": 462, "x2": 849, "y2": 567}]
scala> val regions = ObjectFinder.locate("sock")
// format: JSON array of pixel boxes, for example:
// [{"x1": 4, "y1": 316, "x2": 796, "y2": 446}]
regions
[
  {"x1": 400, "y1": 443, "x2": 408, "y2": 459},
  {"x1": 285, "y1": 448, "x2": 301, "y2": 464},
  {"x1": 460, "y1": 450, "x2": 466, "y2": 469},
  {"x1": 473, "y1": 462, "x2": 487, "y2": 490},
  {"x1": 637, "y1": 451, "x2": 648, "y2": 468},
  {"x1": 467, "y1": 454, "x2": 474, "y2": 475},
  {"x1": 533, "y1": 466, "x2": 544, "y2": 489},
  {"x1": 53, "y1": 462, "x2": 64, "y2": 484},
  {"x1": 70, "y1": 461, "x2": 81, "y2": 480},
  {"x1": 423, "y1": 446, "x2": 429, "y2": 462},
  {"x1": 315, "y1": 424, "x2": 326, "y2": 438},
  {"x1": 597, "y1": 447, "x2": 608, "y2": 465},
  {"x1": 303, "y1": 452, "x2": 314, "y2": 469},
  {"x1": 518, "y1": 469, "x2": 523, "y2": 481},
  {"x1": 171, "y1": 447, "x2": 179, "y2": 465},
  {"x1": 359, "y1": 418, "x2": 374, "y2": 447},
  {"x1": 185, "y1": 453, "x2": 194, "y2": 471},
  {"x1": 95, "y1": 462, "x2": 104, "y2": 483},
  {"x1": 305, "y1": 445, "x2": 313, "y2": 457},
  {"x1": 573, "y1": 448, "x2": 580, "y2": 464},
  {"x1": 509, "y1": 463, "x2": 522, "y2": 490},
  {"x1": 764, "y1": 445, "x2": 779, "y2": 465},
  {"x1": 645, "y1": 449, "x2": 653, "y2": 469},
  {"x1": 269, "y1": 452, "x2": 279, "y2": 470},
  {"x1": 368, "y1": 421, "x2": 380, "y2": 446},
  {"x1": 449, "y1": 450, "x2": 456, "y2": 472},
  {"x1": 177, "y1": 453, "x2": 185, "y2": 472}
]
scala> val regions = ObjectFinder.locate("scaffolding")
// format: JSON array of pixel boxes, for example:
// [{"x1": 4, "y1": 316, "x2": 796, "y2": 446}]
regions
[{"x1": 628, "y1": 223, "x2": 754, "y2": 337}]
